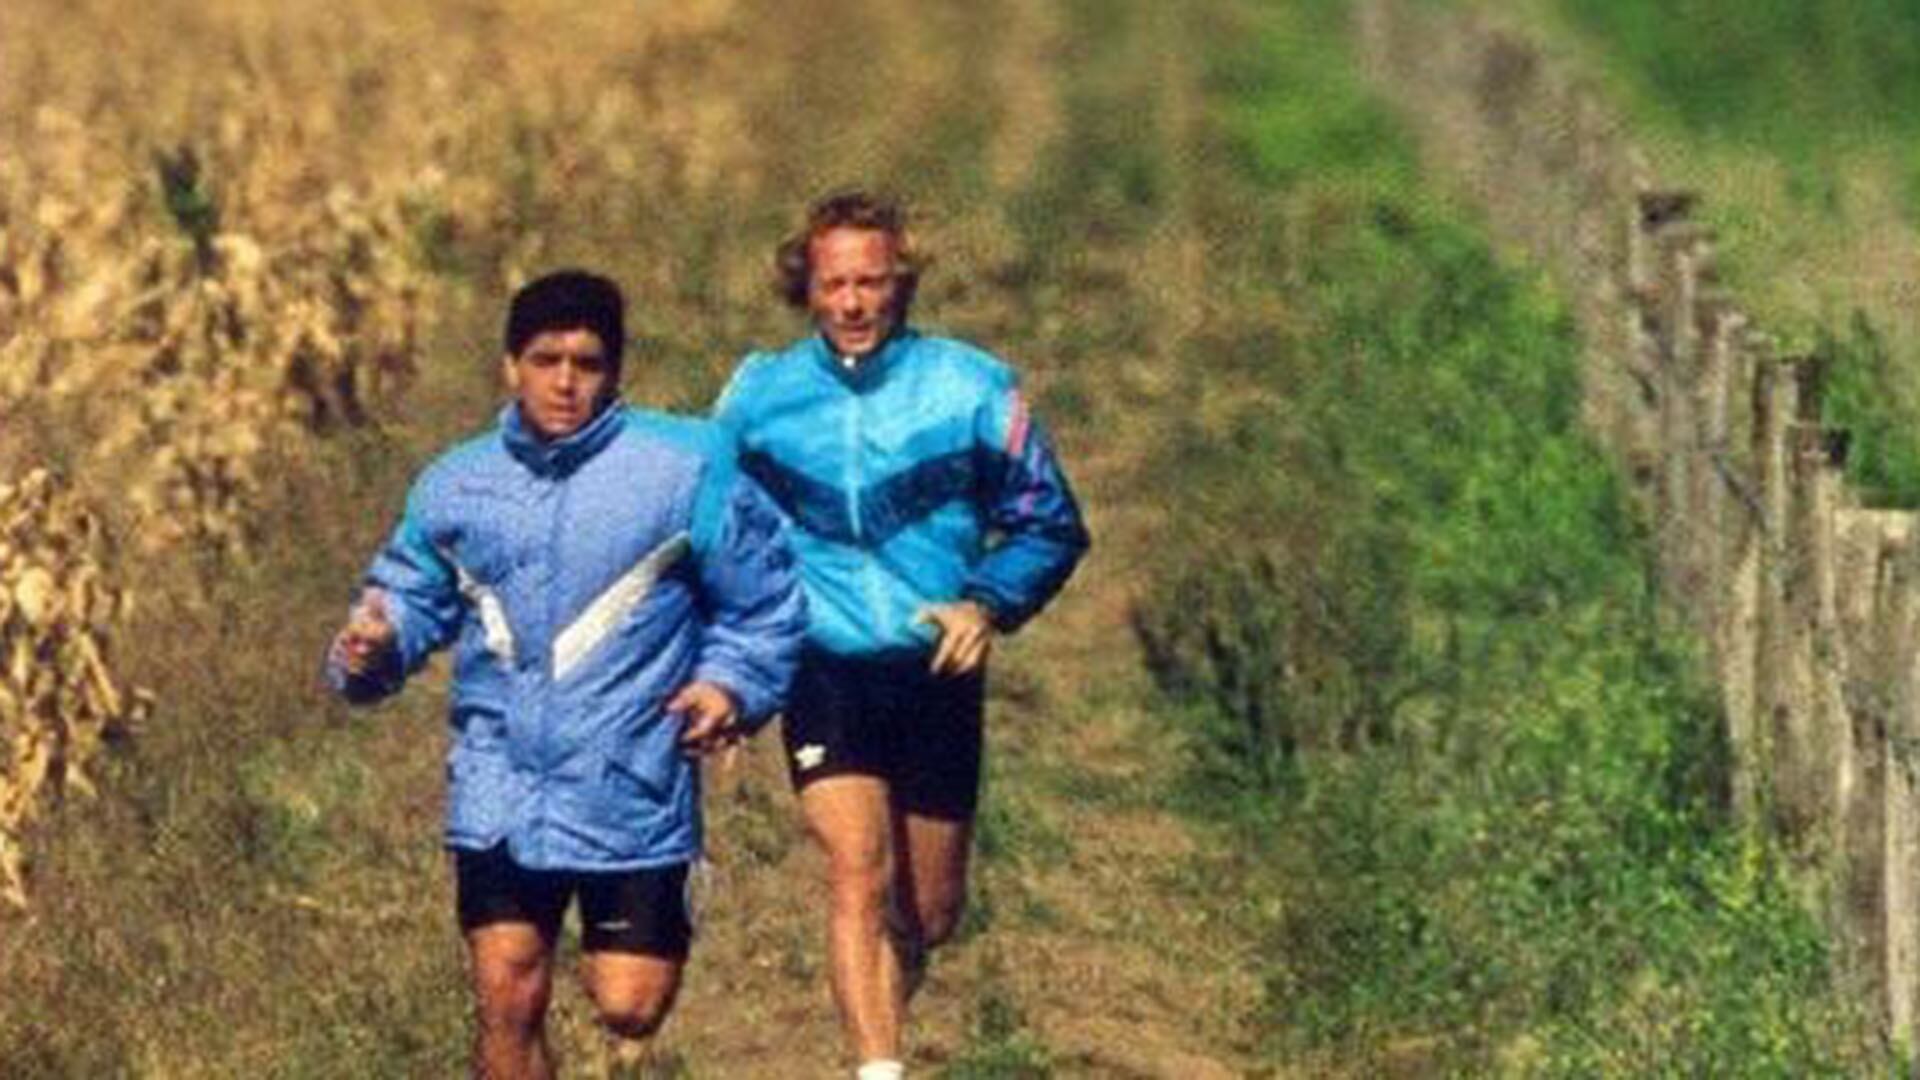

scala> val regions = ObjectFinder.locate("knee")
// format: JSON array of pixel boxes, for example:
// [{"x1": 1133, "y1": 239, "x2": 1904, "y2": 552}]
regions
[
  {"x1": 596, "y1": 988, "x2": 672, "y2": 1040},
  {"x1": 585, "y1": 960, "x2": 680, "y2": 1040},
  {"x1": 473, "y1": 959, "x2": 550, "y2": 1032},
  {"x1": 826, "y1": 851, "x2": 894, "y2": 916},
  {"x1": 916, "y1": 894, "x2": 965, "y2": 949}
]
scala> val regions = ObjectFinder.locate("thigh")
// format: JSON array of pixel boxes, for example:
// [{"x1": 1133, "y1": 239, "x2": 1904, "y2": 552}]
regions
[
  {"x1": 895, "y1": 811, "x2": 972, "y2": 936},
  {"x1": 575, "y1": 863, "x2": 694, "y2": 959},
  {"x1": 799, "y1": 773, "x2": 896, "y2": 881},
  {"x1": 782, "y1": 650, "x2": 894, "y2": 791},
  {"x1": 885, "y1": 668, "x2": 985, "y2": 820},
  {"x1": 456, "y1": 846, "x2": 568, "y2": 1011},
  {"x1": 456, "y1": 843, "x2": 571, "y2": 943}
]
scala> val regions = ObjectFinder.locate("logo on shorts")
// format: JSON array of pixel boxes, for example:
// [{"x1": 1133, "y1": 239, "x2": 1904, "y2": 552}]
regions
[
  {"x1": 794, "y1": 743, "x2": 827, "y2": 771},
  {"x1": 596, "y1": 919, "x2": 633, "y2": 932}
]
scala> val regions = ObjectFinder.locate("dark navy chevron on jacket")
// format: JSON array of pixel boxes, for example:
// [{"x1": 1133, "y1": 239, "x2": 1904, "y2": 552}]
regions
[
  {"x1": 714, "y1": 328, "x2": 1088, "y2": 657},
  {"x1": 325, "y1": 401, "x2": 806, "y2": 871}
]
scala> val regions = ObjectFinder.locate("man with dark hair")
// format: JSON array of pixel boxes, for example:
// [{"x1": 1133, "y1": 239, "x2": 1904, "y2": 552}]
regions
[
  {"x1": 327, "y1": 268, "x2": 806, "y2": 1078},
  {"x1": 716, "y1": 191, "x2": 1089, "y2": 1079}
]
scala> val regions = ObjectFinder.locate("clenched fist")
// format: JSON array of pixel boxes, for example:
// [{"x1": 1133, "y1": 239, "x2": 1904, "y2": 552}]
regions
[
  {"x1": 332, "y1": 589, "x2": 397, "y2": 677},
  {"x1": 669, "y1": 680, "x2": 741, "y2": 758}
]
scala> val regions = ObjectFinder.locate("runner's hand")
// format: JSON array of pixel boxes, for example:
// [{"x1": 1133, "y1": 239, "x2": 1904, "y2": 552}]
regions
[
  {"x1": 670, "y1": 680, "x2": 741, "y2": 758},
  {"x1": 917, "y1": 600, "x2": 994, "y2": 676},
  {"x1": 333, "y1": 589, "x2": 397, "y2": 677}
]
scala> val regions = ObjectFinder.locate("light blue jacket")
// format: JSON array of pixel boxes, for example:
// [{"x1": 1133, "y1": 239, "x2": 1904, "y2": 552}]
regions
[
  {"x1": 714, "y1": 328, "x2": 1088, "y2": 658},
  {"x1": 327, "y1": 401, "x2": 806, "y2": 871}
]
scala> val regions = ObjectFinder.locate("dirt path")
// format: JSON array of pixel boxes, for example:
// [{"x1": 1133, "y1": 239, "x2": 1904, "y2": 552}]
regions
[
  {"x1": 1, "y1": 1, "x2": 1270, "y2": 1075},
  {"x1": 649, "y1": 2, "x2": 1264, "y2": 1074}
]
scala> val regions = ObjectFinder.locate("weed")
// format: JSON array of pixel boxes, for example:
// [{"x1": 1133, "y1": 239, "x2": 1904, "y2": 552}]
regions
[
  {"x1": 1817, "y1": 309, "x2": 1920, "y2": 507},
  {"x1": 940, "y1": 984, "x2": 1052, "y2": 1079},
  {"x1": 154, "y1": 143, "x2": 220, "y2": 268},
  {"x1": 975, "y1": 783, "x2": 1072, "y2": 868}
]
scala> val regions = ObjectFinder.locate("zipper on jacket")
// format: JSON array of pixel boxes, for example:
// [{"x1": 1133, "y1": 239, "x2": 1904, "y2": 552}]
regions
[
  {"x1": 843, "y1": 385, "x2": 864, "y2": 541},
  {"x1": 530, "y1": 470, "x2": 568, "y2": 863},
  {"x1": 844, "y1": 377, "x2": 891, "y2": 637}
]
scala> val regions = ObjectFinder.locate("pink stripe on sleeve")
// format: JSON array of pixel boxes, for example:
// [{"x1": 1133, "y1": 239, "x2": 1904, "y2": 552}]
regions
[{"x1": 1004, "y1": 391, "x2": 1031, "y2": 457}]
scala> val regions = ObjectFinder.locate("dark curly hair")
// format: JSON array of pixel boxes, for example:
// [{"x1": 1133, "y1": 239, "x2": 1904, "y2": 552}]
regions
[
  {"x1": 774, "y1": 189, "x2": 927, "y2": 315},
  {"x1": 504, "y1": 269, "x2": 626, "y2": 365}
]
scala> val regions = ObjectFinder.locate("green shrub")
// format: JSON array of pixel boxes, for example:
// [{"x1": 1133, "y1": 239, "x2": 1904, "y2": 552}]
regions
[
  {"x1": 941, "y1": 986, "x2": 1053, "y2": 1080},
  {"x1": 1817, "y1": 309, "x2": 1920, "y2": 508}
]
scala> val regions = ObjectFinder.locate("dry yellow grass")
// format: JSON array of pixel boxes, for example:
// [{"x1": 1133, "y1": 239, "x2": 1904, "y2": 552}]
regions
[
  {"x1": 0, "y1": 0, "x2": 766, "y2": 914},
  {"x1": 0, "y1": 0, "x2": 1278, "y2": 1073},
  {"x1": 0, "y1": 469, "x2": 149, "y2": 910}
]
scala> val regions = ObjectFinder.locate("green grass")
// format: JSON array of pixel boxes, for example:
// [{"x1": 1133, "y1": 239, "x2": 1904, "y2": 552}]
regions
[
  {"x1": 1532, "y1": 0, "x2": 1920, "y2": 506},
  {"x1": 1134, "y1": 0, "x2": 1892, "y2": 1071},
  {"x1": 939, "y1": 984, "x2": 1053, "y2": 1079},
  {"x1": 1818, "y1": 310, "x2": 1920, "y2": 508},
  {"x1": 1554, "y1": 0, "x2": 1920, "y2": 152}
]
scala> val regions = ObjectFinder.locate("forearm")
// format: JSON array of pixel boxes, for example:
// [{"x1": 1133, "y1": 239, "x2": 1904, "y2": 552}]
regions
[{"x1": 963, "y1": 529, "x2": 1088, "y2": 631}]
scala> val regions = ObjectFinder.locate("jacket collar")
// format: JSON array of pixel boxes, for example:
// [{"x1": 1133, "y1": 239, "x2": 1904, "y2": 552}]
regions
[
  {"x1": 501, "y1": 398, "x2": 624, "y2": 476},
  {"x1": 806, "y1": 326, "x2": 919, "y2": 390}
]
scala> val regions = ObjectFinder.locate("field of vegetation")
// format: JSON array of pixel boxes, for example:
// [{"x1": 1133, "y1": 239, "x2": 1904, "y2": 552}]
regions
[
  {"x1": 1496, "y1": 0, "x2": 1920, "y2": 506},
  {"x1": 0, "y1": 0, "x2": 1904, "y2": 1075},
  {"x1": 1135, "y1": 1, "x2": 1893, "y2": 1072}
]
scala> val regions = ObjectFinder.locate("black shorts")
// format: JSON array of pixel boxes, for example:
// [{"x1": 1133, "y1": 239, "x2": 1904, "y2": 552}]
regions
[
  {"x1": 780, "y1": 648, "x2": 986, "y2": 820},
  {"x1": 454, "y1": 844, "x2": 693, "y2": 958}
]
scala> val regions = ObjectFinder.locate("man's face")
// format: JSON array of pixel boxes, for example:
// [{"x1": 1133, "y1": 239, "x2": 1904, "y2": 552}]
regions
[
  {"x1": 807, "y1": 226, "x2": 901, "y2": 360},
  {"x1": 503, "y1": 327, "x2": 615, "y2": 441}
]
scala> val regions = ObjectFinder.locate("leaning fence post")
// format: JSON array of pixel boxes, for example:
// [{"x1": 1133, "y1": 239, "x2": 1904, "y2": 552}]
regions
[
  {"x1": 1719, "y1": 328, "x2": 1767, "y2": 817},
  {"x1": 1650, "y1": 220, "x2": 1708, "y2": 603},
  {"x1": 1878, "y1": 523, "x2": 1920, "y2": 1047},
  {"x1": 1775, "y1": 353, "x2": 1848, "y2": 853},
  {"x1": 1696, "y1": 299, "x2": 1744, "y2": 640},
  {"x1": 1752, "y1": 354, "x2": 1801, "y2": 834},
  {"x1": 1834, "y1": 509, "x2": 1920, "y2": 1043}
]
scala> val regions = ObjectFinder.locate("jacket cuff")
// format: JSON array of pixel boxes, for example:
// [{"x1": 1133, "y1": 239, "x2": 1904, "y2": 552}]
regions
[
  {"x1": 959, "y1": 586, "x2": 1021, "y2": 633},
  {"x1": 691, "y1": 666, "x2": 768, "y2": 728}
]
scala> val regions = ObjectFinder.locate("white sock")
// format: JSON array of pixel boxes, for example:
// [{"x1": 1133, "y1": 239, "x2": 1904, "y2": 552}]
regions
[{"x1": 856, "y1": 1060, "x2": 905, "y2": 1080}]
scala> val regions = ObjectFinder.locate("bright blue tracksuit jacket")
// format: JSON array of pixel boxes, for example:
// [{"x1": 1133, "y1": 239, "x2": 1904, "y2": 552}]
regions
[
  {"x1": 326, "y1": 401, "x2": 806, "y2": 871},
  {"x1": 714, "y1": 328, "x2": 1088, "y2": 657}
]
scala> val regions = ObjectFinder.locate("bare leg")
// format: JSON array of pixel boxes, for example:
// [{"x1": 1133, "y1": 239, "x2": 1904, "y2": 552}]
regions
[
  {"x1": 893, "y1": 810, "x2": 974, "y2": 975},
  {"x1": 467, "y1": 920, "x2": 557, "y2": 1080},
  {"x1": 581, "y1": 950, "x2": 683, "y2": 1067},
  {"x1": 801, "y1": 774, "x2": 905, "y2": 1063}
]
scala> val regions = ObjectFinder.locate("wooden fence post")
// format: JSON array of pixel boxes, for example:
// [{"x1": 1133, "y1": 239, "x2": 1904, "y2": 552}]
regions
[
  {"x1": 1833, "y1": 509, "x2": 1920, "y2": 1040},
  {"x1": 1719, "y1": 327, "x2": 1766, "y2": 818},
  {"x1": 1652, "y1": 220, "x2": 1708, "y2": 602},
  {"x1": 1777, "y1": 401, "x2": 1847, "y2": 849},
  {"x1": 1878, "y1": 524, "x2": 1920, "y2": 1046},
  {"x1": 1753, "y1": 354, "x2": 1801, "y2": 833}
]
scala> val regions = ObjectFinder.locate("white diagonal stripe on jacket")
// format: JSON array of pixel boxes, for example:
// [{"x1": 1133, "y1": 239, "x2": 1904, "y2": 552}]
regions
[
  {"x1": 443, "y1": 551, "x2": 516, "y2": 667},
  {"x1": 552, "y1": 532, "x2": 691, "y2": 681}
]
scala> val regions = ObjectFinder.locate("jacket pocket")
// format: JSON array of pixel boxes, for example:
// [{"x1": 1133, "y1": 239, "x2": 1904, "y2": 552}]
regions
[
  {"x1": 445, "y1": 740, "x2": 511, "y2": 846},
  {"x1": 600, "y1": 744, "x2": 674, "y2": 811},
  {"x1": 590, "y1": 741, "x2": 683, "y2": 858}
]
